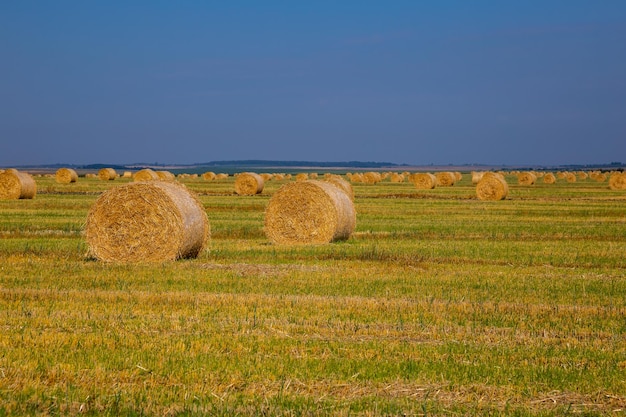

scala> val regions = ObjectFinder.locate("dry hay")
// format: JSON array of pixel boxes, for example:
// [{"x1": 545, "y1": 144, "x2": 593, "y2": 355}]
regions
[
  {"x1": 565, "y1": 172, "x2": 577, "y2": 183},
  {"x1": 122, "y1": 171, "x2": 133, "y2": 178},
  {"x1": 517, "y1": 172, "x2": 537, "y2": 186},
  {"x1": 349, "y1": 173, "x2": 363, "y2": 183},
  {"x1": 0, "y1": 170, "x2": 37, "y2": 199},
  {"x1": 389, "y1": 173, "x2": 405, "y2": 183},
  {"x1": 593, "y1": 173, "x2": 607, "y2": 182},
  {"x1": 202, "y1": 171, "x2": 216, "y2": 181},
  {"x1": 273, "y1": 173, "x2": 285, "y2": 181},
  {"x1": 557, "y1": 171, "x2": 567, "y2": 179},
  {"x1": 435, "y1": 172, "x2": 456, "y2": 187},
  {"x1": 98, "y1": 168, "x2": 117, "y2": 181},
  {"x1": 84, "y1": 181, "x2": 209, "y2": 263},
  {"x1": 235, "y1": 172, "x2": 264, "y2": 195},
  {"x1": 264, "y1": 180, "x2": 355, "y2": 245},
  {"x1": 134, "y1": 169, "x2": 160, "y2": 181},
  {"x1": 543, "y1": 173, "x2": 557, "y2": 184},
  {"x1": 577, "y1": 171, "x2": 588, "y2": 180},
  {"x1": 309, "y1": 173, "x2": 318, "y2": 179},
  {"x1": 609, "y1": 172, "x2": 626, "y2": 190},
  {"x1": 476, "y1": 172, "x2": 509, "y2": 201},
  {"x1": 295, "y1": 173, "x2": 309, "y2": 182},
  {"x1": 56, "y1": 168, "x2": 78, "y2": 184},
  {"x1": 215, "y1": 173, "x2": 229, "y2": 180},
  {"x1": 85, "y1": 173, "x2": 98, "y2": 178},
  {"x1": 362, "y1": 172, "x2": 382, "y2": 184},
  {"x1": 260, "y1": 173, "x2": 273, "y2": 181},
  {"x1": 324, "y1": 174, "x2": 354, "y2": 201},
  {"x1": 454, "y1": 172, "x2": 462, "y2": 182},
  {"x1": 410, "y1": 173, "x2": 437, "y2": 190},
  {"x1": 471, "y1": 171, "x2": 485, "y2": 185},
  {"x1": 156, "y1": 170, "x2": 176, "y2": 181}
]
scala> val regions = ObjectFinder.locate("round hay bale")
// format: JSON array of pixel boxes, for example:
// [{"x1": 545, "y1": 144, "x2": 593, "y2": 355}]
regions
[
  {"x1": 215, "y1": 173, "x2": 229, "y2": 180},
  {"x1": 84, "y1": 181, "x2": 209, "y2": 263},
  {"x1": 98, "y1": 168, "x2": 117, "y2": 181},
  {"x1": 471, "y1": 171, "x2": 485, "y2": 185},
  {"x1": 202, "y1": 171, "x2": 216, "y2": 181},
  {"x1": 362, "y1": 172, "x2": 382, "y2": 184},
  {"x1": 295, "y1": 173, "x2": 309, "y2": 182},
  {"x1": 517, "y1": 172, "x2": 537, "y2": 185},
  {"x1": 349, "y1": 173, "x2": 363, "y2": 183},
  {"x1": 435, "y1": 172, "x2": 456, "y2": 187},
  {"x1": 235, "y1": 172, "x2": 264, "y2": 195},
  {"x1": 389, "y1": 173, "x2": 405, "y2": 183},
  {"x1": 565, "y1": 172, "x2": 577, "y2": 183},
  {"x1": 543, "y1": 173, "x2": 556, "y2": 184},
  {"x1": 0, "y1": 170, "x2": 37, "y2": 199},
  {"x1": 134, "y1": 169, "x2": 160, "y2": 182},
  {"x1": 55, "y1": 168, "x2": 78, "y2": 184},
  {"x1": 325, "y1": 174, "x2": 354, "y2": 201},
  {"x1": 85, "y1": 173, "x2": 97, "y2": 178},
  {"x1": 264, "y1": 180, "x2": 356, "y2": 245},
  {"x1": 122, "y1": 171, "x2": 133, "y2": 178},
  {"x1": 609, "y1": 172, "x2": 626, "y2": 190},
  {"x1": 156, "y1": 170, "x2": 176, "y2": 181},
  {"x1": 410, "y1": 173, "x2": 437, "y2": 190},
  {"x1": 476, "y1": 172, "x2": 509, "y2": 201},
  {"x1": 454, "y1": 172, "x2": 462, "y2": 182}
]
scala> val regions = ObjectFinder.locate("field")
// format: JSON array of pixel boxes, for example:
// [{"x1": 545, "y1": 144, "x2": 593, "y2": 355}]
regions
[{"x1": 0, "y1": 172, "x2": 625, "y2": 416}]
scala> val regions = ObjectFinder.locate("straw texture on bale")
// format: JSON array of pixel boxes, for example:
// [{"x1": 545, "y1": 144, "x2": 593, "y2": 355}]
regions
[
  {"x1": 609, "y1": 172, "x2": 626, "y2": 190},
  {"x1": 476, "y1": 172, "x2": 509, "y2": 201},
  {"x1": 517, "y1": 172, "x2": 537, "y2": 185},
  {"x1": 264, "y1": 180, "x2": 356, "y2": 245},
  {"x1": 56, "y1": 168, "x2": 78, "y2": 184},
  {"x1": 156, "y1": 171, "x2": 176, "y2": 181},
  {"x1": 543, "y1": 173, "x2": 557, "y2": 184},
  {"x1": 471, "y1": 171, "x2": 485, "y2": 185},
  {"x1": 98, "y1": 168, "x2": 117, "y2": 181},
  {"x1": 202, "y1": 172, "x2": 216, "y2": 181},
  {"x1": 295, "y1": 173, "x2": 309, "y2": 182},
  {"x1": 324, "y1": 175, "x2": 354, "y2": 201},
  {"x1": 362, "y1": 172, "x2": 382, "y2": 184},
  {"x1": 134, "y1": 169, "x2": 160, "y2": 182},
  {"x1": 122, "y1": 171, "x2": 133, "y2": 178},
  {"x1": 84, "y1": 181, "x2": 209, "y2": 263},
  {"x1": 0, "y1": 170, "x2": 37, "y2": 199},
  {"x1": 389, "y1": 173, "x2": 405, "y2": 183},
  {"x1": 410, "y1": 173, "x2": 437, "y2": 189},
  {"x1": 235, "y1": 172, "x2": 264, "y2": 195},
  {"x1": 435, "y1": 172, "x2": 456, "y2": 187},
  {"x1": 565, "y1": 172, "x2": 577, "y2": 183}
]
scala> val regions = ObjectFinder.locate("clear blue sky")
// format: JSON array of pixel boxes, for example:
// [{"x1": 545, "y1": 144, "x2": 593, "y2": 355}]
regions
[{"x1": 1, "y1": 1, "x2": 625, "y2": 166}]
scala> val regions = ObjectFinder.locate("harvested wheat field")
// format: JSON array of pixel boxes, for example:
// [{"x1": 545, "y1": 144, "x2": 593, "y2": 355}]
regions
[{"x1": 0, "y1": 170, "x2": 625, "y2": 416}]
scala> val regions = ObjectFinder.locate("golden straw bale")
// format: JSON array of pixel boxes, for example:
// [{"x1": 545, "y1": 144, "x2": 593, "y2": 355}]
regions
[
  {"x1": 309, "y1": 173, "x2": 318, "y2": 179},
  {"x1": 85, "y1": 173, "x2": 97, "y2": 178},
  {"x1": 324, "y1": 174, "x2": 354, "y2": 201},
  {"x1": 435, "y1": 172, "x2": 456, "y2": 187},
  {"x1": 122, "y1": 171, "x2": 133, "y2": 178},
  {"x1": 557, "y1": 171, "x2": 567, "y2": 179},
  {"x1": 156, "y1": 170, "x2": 176, "y2": 181},
  {"x1": 543, "y1": 173, "x2": 557, "y2": 184},
  {"x1": 235, "y1": 172, "x2": 264, "y2": 195},
  {"x1": 98, "y1": 168, "x2": 117, "y2": 181},
  {"x1": 517, "y1": 172, "x2": 537, "y2": 185},
  {"x1": 296, "y1": 173, "x2": 309, "y2": 182},
  {"x1": 471, "y1": 171, "x2": 485, "y2": 185},
  {"x1": 264, "y1": 180, "x2": 356, "y2": 245},
  {"x1": 215, "y1": 173, "x2": 229, "y2": 180},
  {"x1": 202, "y1": 172, "x2": 216, "y2": 181},
  {"x1": 410, "y1": 173, "x2": 437, "y2": 190},
  {"x1": 260, "y1": 173, "x2": 273, "y2": 181},
  {"x1": 0, "y1": 170, "x2": 37, "y2": 199},
  {"x1": 134, "y1": 169, "x2": 160, "y2": 182},
  {"x1": 577, "y1": 171, "x2": 588, "y2": 180},
  {"x1": 609, "y1": 172, "x2": 626, "y2": 190},
  {"x1": 273, "y1": 173, "x2": 285, "y2": 181},
  {"x1": 454, "y1": 172, "x2": 462, "y2": 182},
  {"x1": 476, "y1": 172, "x2": 509, "y2": 201},
  {"x1": 565, "y1": 172, "x2": 577, "y2": 183},
  {"x1": 55, "y1": 168, "x2": 78, "y2": 184},
  {"x1": 349, "y1": 173, "x2": 363, "y2": 183},
  {"x1": 362, "y1": 172, "x2": 382, "y2": 184},
  {"x1": 84, "y1": 181, "x2": 209, "y2": 263},
  {"x1": 389, "y1": 173, "x2": 405, "y2": 183}
]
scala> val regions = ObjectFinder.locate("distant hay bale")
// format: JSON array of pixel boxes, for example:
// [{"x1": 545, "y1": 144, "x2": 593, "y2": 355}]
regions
[
  {"x1": 517, "y1": 172, "x2": 537, "y2": 185},
  {"x1": 324, "y1": 174, "x2": 354, "y2": 201},
  {"x1": 122, "y1": 171, "x2": 133, "y2": 178},
  {"x1": 202, "y1": 172, "x2": 216, "y2": 181},
  {"x1": 273, "y1": 173, "x2": 285, "y2": 181},
  {"x1": 454, "y1": 172, "x2": 462, "y2": 182},
  {"x1": 476, "y1": 172, "x2": 509, "y2": 201},
  {"x1": 309, "y1": 173, "x2": 318, "y2": 179},
  {"x1": 543, "y1": 173, "x2": 557, "y2": 184},
  {"x1": 85, "y1": 173, "x2": 98, "y2": 178},
  {"x1": 362, "y1": 172, "x2": 382, "y2": 184},
  {"x1": 389, "y1": 173, "x2": 405, "y2": 183},
  {"x1": 577, "y1": 171, "x2": 588, "y2": 180},
  {"x1": 296, "y1": 173, "x2": 309, "y2": 182},
  {"x1": 410, "y1": 173, "x2": 437, "y2": 190},
  {"x1": 349, "y1": 173, "x2": 363, "y2": 183},
  {"x1": 55, "y1": 168, "x2": 78, "y2": 184},
  {"x1": 557, "y1": 171, "x2": 567, "y2": 179},
  {"x1": 264, "y1": 180, "x2": 356, "y2": 245},
  {"x1": 594, "y1": 173, "x2": 607, "y2": 182},
  {"x1": 235, "y1": 172, "x2": 264, "y2": 195},
  {"x1": 609, "y1": 172, "x2": 626, "y2": 190},
  {"x1": 84, "y1": 181, "x2": 209, "y2": 263},
  {"x1": 471, "y1": 171, "x2": 485, "y2": 185},
  {"x1": 156, "y1": 170, "x2": 176, "y2": 181},
  {"x1": 98, "y1": 168, "x2": 117, "y2": 181},
  {"x1": 565, "y1": 172, "x2": 577, "y2": 183},
  {"x1": 0, "y1": 170, "x2": 37, "y2": 199},
  {"x1": 435, "y1": 172, "x2": 456, "y2": 187},
  {"x1": 215, "y1": 173, "x2": 229, "y2": 180},
  {"x1": 134, "y1": 169, "x2": 160, "y2": 182}
]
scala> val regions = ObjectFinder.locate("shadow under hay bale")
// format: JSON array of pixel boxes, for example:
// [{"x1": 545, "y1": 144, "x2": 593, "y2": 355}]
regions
[
  {"x1": 476, "y1": 172, "x2": 509, "y2": 201},
  {"x1": 0, "y1": 170, "x2": 37, "y2": 199},
  {"x1": 85, "y1": 181, "x2": 210, "y2": 263},
  {"x1": 264, "y1": 180, "x2": 356, "y2": 245},
  {"x1": 235, "y1": 172, "x2": 264, "y2": 195}
]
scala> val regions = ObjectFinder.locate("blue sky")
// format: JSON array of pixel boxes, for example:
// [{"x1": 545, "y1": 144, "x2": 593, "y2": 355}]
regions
[{"x1": 1, "y1": 1, "x2": 625, "y2": 166}]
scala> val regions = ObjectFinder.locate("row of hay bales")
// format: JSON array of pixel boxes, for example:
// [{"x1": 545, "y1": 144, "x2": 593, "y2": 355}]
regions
[{"x1": 85, "y1": 175, "x2": 356, "y2": 262}]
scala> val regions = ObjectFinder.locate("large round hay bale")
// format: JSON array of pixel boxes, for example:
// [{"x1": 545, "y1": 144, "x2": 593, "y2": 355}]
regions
[
  {"x1": 324, "y1": 174, "x2": 354, "y2": 201},
  {"x1": 476, "y1": 172, "x2": 509, "y2": 201},
  {"x1": 543, "y1": 173, "x2": 556, "y2": 184},
  {"x1": 235, "y1": 172, "x2": 264, "y2": 195},
  {"x1": 98, "y1": 168, "x2": 117, "y2": 181},
  {"x1": 517, "y1": 172, "x2": 537, "y2": 185},
  {"x1": 84, "y1": 181, "x2": 209, "y2": 263},
  {"x1": 264, "y1": 180, "x2": 356, "y2": 245},
  {"x1": 0, "y1": 170, "x2": 37, "y2": 199},
  {"x1": 410, "y1": 173, "x2": 437, "y2": 189},
  {"x1": 435, "y1": 172, "x2": 456, "y2": 187},
  {"x1": 134, "y1": 169, "x2": 160, "y2": 182},
  {"x1": 609, "y1": 172, "x2": 626, "y2": 190},
  {"x1": 56, "y1": 168, "x2": 78, "y2": 184},
  {"x1": 156, "y1": 170, "x2": 176, "y2": 181}
]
